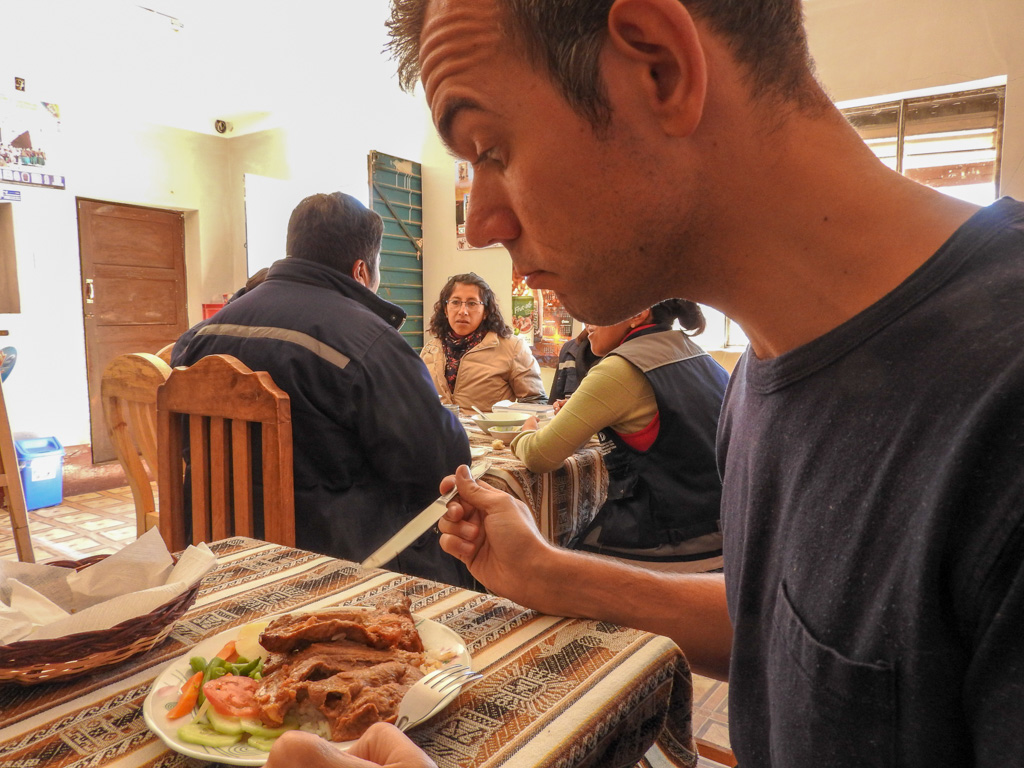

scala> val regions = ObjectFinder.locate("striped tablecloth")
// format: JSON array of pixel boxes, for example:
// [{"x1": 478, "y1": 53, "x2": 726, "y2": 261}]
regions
[
  {"x1": 470, "y1": 430, "x2": 609, "y2": 548},
  {"x1": 0, "y1": 538, "x2": 696, "y2": 768}
]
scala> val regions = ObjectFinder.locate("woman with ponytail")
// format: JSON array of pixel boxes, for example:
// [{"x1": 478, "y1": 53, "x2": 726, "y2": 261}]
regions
[{"x1": 512, "y1": 299, "x2": 730, "y2": 572}]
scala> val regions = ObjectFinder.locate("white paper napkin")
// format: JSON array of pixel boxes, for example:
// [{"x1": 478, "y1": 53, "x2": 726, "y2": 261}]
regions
[
  {"x1": 0, "y1": 528, "x2": 216, "y2": 645},
  {"x1": 67, "y1": 527, "x2": 175, "y2": 611}
]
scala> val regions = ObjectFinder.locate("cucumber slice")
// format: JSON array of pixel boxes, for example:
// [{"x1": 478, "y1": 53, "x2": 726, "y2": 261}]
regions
[
  {"x1": 240, "y1": 717, "x2": 299, "y2": 738},
  {"x1": 207, "y1": 708, "x2": 245, "y2": 735},
  {"x1": 247, "y1": 734, "x2": 279, "y2": 752},
  {"x1": 177, "y1": 723, "x2": 242, "y2": 748}
]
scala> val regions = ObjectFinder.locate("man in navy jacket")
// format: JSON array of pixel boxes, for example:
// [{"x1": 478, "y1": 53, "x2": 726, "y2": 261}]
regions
[{"x1": 173, "y1": 192, "x2": 474, "y2": 587}]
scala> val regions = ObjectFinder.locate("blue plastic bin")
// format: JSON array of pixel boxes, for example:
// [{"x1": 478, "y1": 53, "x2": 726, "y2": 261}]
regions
[{"x1": 14, "y1": 436, "x2": 65, "y2": 510}]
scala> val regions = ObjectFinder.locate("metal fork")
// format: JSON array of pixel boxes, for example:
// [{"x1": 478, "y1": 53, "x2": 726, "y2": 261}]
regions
[{"x1": 395, "y1": 664, "x2": 483, "y2": 731}]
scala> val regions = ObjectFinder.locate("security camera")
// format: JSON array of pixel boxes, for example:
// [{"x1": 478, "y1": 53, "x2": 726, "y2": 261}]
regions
[{"x1": 214, "y1": 119, "x2": 234, "y2": 135}]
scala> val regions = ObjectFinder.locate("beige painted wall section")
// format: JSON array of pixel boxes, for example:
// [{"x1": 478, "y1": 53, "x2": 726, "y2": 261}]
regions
[{"x1": 200, "y1": 128, "x2": 292, "y2": 327}]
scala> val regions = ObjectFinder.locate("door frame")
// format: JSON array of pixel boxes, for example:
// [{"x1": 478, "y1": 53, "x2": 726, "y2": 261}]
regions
[{"x1": 77, "y1": 197, "x2": 188, "y2": 463}]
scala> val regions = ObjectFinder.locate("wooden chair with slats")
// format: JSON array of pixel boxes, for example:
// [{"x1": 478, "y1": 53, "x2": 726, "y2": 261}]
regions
[
  {"x1": 156, "y1": 354, "x2": 294, "y2": 552},
  {"x1": 155, "y1": 343, "x2": 174, "y2": 366},
  {"x1": 101, "y1": 353, "x2": 172, "y2": 536},
  {"x1": 0, "y1": 375, "x2": 34, "y2": 562},
  {"x1": 695, "y1": 738, "x2": 737, "y2": 766}
]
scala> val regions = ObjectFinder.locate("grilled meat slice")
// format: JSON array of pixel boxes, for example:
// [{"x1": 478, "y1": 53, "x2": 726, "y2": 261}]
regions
[
  {"x1": 254, "y1": 599, "x2": 430, "y2": 740},
  {"x1": 259, "y1": 600, "x2": 423, "y2": 654},
  {"x1": 261, "y1": 641, "x2": 425, "y2": 678},
  {"x1": 255, "y1": 642, "x2": 425, "y2": 733},
  {"x1": 306, "y1": 661, "x2": 420, "y2": 741}
]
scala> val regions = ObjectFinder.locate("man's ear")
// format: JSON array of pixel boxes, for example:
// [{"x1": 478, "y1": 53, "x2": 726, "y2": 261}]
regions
[
  {"x1": 352, "y1": 259, "x2": 370, "y2": 287},
  {"x1": 605, "y1": 0, "x2": 707, "y2": 137}
]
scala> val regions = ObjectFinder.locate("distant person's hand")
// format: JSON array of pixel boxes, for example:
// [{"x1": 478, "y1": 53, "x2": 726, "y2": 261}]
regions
[
  {"x1": 265, "y1": 725, "x2": 437, "y2": 768},
  {"x1": 522, "y1": 416, "x2": 539, "y2": 431},
  {"x1": 552, "y1": 398, "x2": 569, "y2": 414},
  {"x1": 438, "y1": 465, "x2": 554, "y2": 602}
]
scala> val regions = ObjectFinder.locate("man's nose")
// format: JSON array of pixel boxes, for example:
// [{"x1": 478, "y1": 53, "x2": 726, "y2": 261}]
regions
[{"x1": 464, "y1": 175, "x2": 521, "y2": 248}]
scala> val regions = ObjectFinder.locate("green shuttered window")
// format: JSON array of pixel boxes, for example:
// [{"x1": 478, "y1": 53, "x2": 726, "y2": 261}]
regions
[{"x1": 369, "y1": 151, "x2": 424, "y2": 351}]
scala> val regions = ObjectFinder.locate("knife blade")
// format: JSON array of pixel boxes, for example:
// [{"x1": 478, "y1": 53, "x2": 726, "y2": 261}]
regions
[{"x1": 361, "y1": 461, "x2": 491, "y2": 569}]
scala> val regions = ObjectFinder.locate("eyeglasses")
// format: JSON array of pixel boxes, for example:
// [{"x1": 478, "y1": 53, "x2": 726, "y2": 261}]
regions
[{"x1": 446, "y1": 299, "x2": 484, "y2": 310}]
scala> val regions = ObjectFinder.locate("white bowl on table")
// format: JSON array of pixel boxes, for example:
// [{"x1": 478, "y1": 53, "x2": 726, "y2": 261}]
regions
[
  {"x1": 483, "y1": 425, "x2": 524, "y2": 446},
  {"x1": 471, "y1": 410, "x2": 531, "y2": 433}
]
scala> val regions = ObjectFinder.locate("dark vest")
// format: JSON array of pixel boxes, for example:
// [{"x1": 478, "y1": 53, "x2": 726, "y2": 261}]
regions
[
  {"x1": 549, "y1": 336, "x2": 599, "y2": 403},
  {"x1": 584, "y1": 325, "x2": 728, "y2": 550}
]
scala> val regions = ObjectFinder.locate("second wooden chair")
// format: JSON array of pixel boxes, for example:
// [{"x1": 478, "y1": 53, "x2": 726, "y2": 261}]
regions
[
  {"x1": 156, "y1": 354, "x2": 294, "y2": 551},
  {"x1": 101, "y1": 352, "x2": 172, "y2": 536}
]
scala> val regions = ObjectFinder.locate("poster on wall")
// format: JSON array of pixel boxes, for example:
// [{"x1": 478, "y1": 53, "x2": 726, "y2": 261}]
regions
[
  {"x1": 455, "y1": 160, "x2": 500, "y2": 250},
  {"x1": 0, "y1": 93, "x2": 66, "y2": 190},
  {"x1": 512, "y1": 274, "x2": 537, "y2": 346},
  {"x1": 512, "y1": 294, "x2": 535, "y2": 345}
]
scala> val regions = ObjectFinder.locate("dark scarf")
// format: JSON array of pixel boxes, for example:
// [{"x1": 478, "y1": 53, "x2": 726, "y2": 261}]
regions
[{"x1": 442, "y1": 326, "x2": 488, "y2": 393}]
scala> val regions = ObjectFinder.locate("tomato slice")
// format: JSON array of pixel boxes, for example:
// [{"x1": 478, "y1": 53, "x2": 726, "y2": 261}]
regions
[{"x1": 203, "y1": 675, "x2": 260, "y2": 718}]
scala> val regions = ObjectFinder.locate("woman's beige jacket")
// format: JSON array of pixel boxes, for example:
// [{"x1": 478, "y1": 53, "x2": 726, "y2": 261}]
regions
[{"x1": 420, "y1": 331, "x2": 546, "y2": 411}]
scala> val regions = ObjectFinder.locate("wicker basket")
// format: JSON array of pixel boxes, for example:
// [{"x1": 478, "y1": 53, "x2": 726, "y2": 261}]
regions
[{"x1": 0, "y1": 554, "x2": 201, "y2": 685}]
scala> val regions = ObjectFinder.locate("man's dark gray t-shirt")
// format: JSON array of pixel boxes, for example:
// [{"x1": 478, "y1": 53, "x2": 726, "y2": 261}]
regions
[{"x1": 719, "y1": 197, "x2": 1024, "y2": 767}]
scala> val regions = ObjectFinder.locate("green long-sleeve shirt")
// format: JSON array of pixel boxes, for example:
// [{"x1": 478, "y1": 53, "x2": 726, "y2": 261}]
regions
[{"x1": 511, "y1": 355, "x2": 656, "y2": 473}]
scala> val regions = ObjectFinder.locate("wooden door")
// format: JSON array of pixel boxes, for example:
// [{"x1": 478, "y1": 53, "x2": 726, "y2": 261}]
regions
[{"x1": 78, "y1": 199, "x2": 187, "y2": 463}]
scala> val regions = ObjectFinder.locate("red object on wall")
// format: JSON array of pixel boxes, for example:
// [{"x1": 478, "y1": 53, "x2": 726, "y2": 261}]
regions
[{"x1": 202, "y1": 303, "x2": 226, "y2": 319}]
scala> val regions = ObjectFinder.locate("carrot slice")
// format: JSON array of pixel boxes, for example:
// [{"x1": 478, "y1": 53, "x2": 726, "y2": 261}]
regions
[
  {"x1": 168, "y1": 671, "x2": 204, "y2": 720},
  {"x1": 216, "y1": 640, "x2": 239, "y2": 663}
]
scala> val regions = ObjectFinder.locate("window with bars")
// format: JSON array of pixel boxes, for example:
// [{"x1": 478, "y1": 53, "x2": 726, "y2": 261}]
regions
[{"x1": 842, "y1": 86, "x2": 1005, "y2": 206}]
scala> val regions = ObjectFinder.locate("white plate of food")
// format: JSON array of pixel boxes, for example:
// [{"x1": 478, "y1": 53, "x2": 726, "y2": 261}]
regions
[
  {"x1": 143, "y1": 606, "x2": 470, "y2": 766},
  {"x1": 470, "y1": 445, "x2": 489, "y2": 459}
]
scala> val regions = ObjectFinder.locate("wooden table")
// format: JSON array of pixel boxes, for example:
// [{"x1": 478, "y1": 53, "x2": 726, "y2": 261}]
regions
[
  {"x1": 0, "y1": 538, "x2": 697, "y2": 768},
  {"x1": 469, "y1": 428, "x2": 609, "y2": 548}
]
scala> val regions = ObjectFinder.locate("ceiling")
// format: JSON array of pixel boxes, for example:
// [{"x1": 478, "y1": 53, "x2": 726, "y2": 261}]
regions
[
  {"x1": 2, "y1": 0, "x2": 404, "y2": 137},
  {"x1": 2, "y1": 0, "x2": 906, "y2": 141}
]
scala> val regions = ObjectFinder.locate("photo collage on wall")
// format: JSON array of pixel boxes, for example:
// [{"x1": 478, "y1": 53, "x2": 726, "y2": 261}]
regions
[{"x1": 0, "y1": 92, "x2": 66, "y2": 190}]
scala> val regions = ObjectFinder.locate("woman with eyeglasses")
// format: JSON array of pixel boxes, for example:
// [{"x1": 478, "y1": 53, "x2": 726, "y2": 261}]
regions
[{"x1": 420, "y1": 273, "x2": 546, "y2": 412}]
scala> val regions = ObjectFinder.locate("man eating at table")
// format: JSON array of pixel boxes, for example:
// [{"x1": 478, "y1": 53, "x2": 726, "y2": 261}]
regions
[
  {"x1": 172, "y1": 192, "x2": 475, "y2": 589},
  {"x1": 267, "y1": 0, "x2": 1024, "y2": 766}
]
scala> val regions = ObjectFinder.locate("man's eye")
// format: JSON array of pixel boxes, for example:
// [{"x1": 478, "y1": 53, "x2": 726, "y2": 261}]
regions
[{"x1": 473, "y1": 148, "x2": 497, "y2": 168}]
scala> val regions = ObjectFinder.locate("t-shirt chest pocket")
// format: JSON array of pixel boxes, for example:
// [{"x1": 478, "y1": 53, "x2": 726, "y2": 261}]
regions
[{"x1": 765, "y1": 582, "x2": 897, "y2": 768}]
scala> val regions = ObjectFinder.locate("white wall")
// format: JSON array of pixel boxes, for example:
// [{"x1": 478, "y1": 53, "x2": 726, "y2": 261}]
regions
[{"x1": 0, "y1": 121, "x2": 233, "y2": 445}]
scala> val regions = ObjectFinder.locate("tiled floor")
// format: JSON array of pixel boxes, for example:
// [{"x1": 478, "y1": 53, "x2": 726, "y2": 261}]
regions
[
  {"x1": 693, "y1": 671, "x2": 733, "y2": 754},
  {"x1": 1, "y1": 485, "x2": 139, "y2": 562},
  {"x1": 1, "y1": 483, "x2": 732, "y2": 760}
]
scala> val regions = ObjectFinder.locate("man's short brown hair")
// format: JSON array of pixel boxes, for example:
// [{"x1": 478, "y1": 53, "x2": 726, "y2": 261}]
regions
[
  {"x1": 388, "y1": 0, "x2": 824, "y2": 128},
  {"x1": 286, "y1": 192, "x2": 383, "y2": 281}
]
